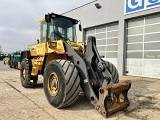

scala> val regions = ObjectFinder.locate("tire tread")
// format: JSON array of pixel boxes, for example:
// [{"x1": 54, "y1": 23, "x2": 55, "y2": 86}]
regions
[
  {"x1": 56, "y1": 60, "x2": 80, "y2": 108},
  {"x1": 103, "y1": 60, "x2": 119, "y2": 83}
]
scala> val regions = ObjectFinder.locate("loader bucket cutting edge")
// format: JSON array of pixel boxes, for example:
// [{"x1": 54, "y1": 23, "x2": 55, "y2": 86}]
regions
[{"x1": 95, "y1": 80, "x2": 131, "y2": 118}]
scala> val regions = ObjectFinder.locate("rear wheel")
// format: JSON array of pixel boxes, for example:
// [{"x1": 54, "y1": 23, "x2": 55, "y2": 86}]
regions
[
  {"x1": 9, "y1": 60, "x2": 13, "y2": 68},
  {"x1": 103, "y1": 60, "x2": 119, "y2": 84},
  {"x1": 20, "y1": 59, "x2": 37, "y2": 88},
  {"x1": 43, "y1": 59, "x2": 80, "y2": 108},
  {"x1": 13, "y1": 61, "x2": 16, "y2": 68}
]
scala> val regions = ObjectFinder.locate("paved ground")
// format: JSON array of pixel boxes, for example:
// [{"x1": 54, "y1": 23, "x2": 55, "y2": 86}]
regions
[{"x1": 0, "y1": 61, "x2": 160, "y2": 120}]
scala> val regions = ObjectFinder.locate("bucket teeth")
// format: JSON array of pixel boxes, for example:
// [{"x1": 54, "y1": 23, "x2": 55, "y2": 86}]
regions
[{"x1": 95, "y1": 80, "x2": 131, "y2": 118}]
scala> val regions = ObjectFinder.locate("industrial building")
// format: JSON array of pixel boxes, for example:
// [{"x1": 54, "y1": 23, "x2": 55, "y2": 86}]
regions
[{"x1": 63, "y1": 0, "x2": 160, "y2": 78}]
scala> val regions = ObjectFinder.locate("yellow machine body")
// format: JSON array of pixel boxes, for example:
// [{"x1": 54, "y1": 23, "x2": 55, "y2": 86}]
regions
[
  {"x1": 20, "y1": 13, "x2": 131, "y2": 118},
  {"x1": 21, "y1": 28, "x2": 84, "y2": 76}
]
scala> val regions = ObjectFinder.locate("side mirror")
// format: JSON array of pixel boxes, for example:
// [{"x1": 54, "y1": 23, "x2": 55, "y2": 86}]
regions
[
  {"x1": 45, "y1": 14, "x2": 51, "y2": 22},
  {"x1": 78, "y1": 20, "x2": 82, "y2": 31},
  {"x1": 37, "y1": 39, "x2": 40, "y2": 44},
  {"x1": 79, "y1": 24, "x2": 82, "y2": 31}
]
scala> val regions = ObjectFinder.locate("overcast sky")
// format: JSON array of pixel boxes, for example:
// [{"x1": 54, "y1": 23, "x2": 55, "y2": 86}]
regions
[{"x1": 0, "y1": 0, "x2": 93, "y2": 53}]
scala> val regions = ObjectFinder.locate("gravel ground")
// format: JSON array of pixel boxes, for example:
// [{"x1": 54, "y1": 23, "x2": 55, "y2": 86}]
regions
[{"x1": 0, "y1": 61, "x2": 160, "y2": 120}]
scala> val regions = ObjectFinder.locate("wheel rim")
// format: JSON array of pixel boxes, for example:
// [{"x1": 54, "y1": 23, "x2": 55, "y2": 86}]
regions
[{"x1": 48, "y1": 72, "x2": 59, "y2": 96}]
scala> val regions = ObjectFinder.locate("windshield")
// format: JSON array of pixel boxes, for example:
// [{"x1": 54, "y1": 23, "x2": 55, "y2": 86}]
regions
[
  {"x1": 48, "y1": 17, "x2": 76, "y2": 41},
  {"x1": 39, "y1": 16, "x2": 76, "y2": 43}
]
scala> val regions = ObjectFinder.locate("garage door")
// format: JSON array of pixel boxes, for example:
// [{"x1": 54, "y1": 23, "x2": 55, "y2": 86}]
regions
[
  {"x1": 85, "y1": 22, "x2": 118, "y2": 67},
  {"x1": 126, "y1": 14, "x2": 160, "y2": 78}
]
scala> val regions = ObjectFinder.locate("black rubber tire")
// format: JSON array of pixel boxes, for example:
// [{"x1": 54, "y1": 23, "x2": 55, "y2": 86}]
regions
[
  {"x1": 103, "y1": 60, "x2": 119, "y2": 84},
  {"x1": 13, "y1": 61, "x2": 16, "y2": 68},
  {"x1": 20, "y1": 59, "x2": 37, "y2": 88},
  {"x1": 43, "y1": 59, "x2": 80, "y2": 108},
  {"x1": 9, "y1": 60, "x2": 12, "y2": 68}
]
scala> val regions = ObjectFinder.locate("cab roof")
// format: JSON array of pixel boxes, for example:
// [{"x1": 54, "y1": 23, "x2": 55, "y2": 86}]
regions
[{"x1": 39, "y1": 13, "x2": 79, "y2": 24}]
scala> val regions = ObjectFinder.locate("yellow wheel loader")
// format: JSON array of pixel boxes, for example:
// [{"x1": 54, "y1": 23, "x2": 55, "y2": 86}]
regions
[{"x1": 20, "y1": 13, "x2": 131, "y2": 117}]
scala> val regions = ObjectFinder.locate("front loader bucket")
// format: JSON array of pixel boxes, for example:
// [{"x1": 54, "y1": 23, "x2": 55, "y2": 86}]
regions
[{"x1": 95, "y1": 80, "x2": 131, "y2": 118}]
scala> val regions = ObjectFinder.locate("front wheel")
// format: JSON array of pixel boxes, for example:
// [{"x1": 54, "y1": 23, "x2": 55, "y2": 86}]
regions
[
  {"x1": 103, "y1": 60, "x2": 119, "y2": 84},
  {"x1": 43, "y1": 59, "x2": 80, "y2": 108},
  {"x1": 20, "y1": 59, "x2": 37, "y2": 88}
]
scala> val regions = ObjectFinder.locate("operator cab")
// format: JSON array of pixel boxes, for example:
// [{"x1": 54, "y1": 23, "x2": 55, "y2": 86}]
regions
[{"x1": 39, "y1": 13, "x2": 79, "y2": 43}]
